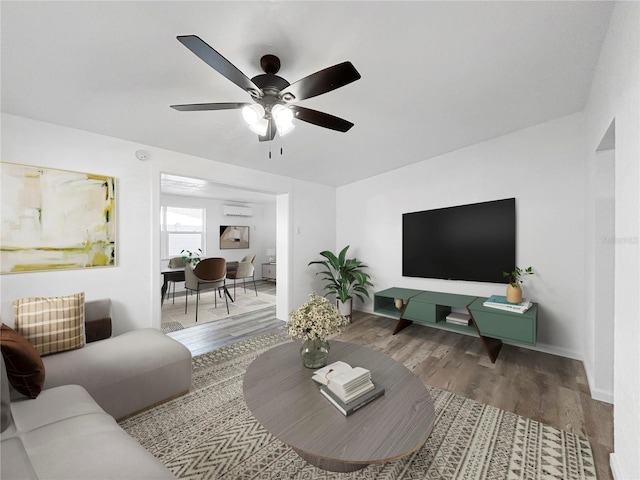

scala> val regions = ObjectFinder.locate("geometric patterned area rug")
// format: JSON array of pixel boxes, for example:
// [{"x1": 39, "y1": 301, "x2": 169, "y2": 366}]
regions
[
  {"x1": 161, "y1": 321, "x2": 185, "y2": 334},
  {"x1": 119, "y1": 333, "x2": 597, "y2": 480}
]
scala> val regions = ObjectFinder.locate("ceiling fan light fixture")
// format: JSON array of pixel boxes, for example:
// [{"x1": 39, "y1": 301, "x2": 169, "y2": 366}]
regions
[
  {"x1": 273, "y1": 104, "x2": 293, "y2": 124},
  {"x1": 249, "y1": 117, "x2": 269, "y2": 136},
  {"x1": 272, "y1": 104, "x2": 294, "y2": 135},
  {"x1": 278, "y1": 122, "x2": 295, "y2": 136},
  {"x1": 242, "y1": 104, "x2": 265, "y2": 126}
]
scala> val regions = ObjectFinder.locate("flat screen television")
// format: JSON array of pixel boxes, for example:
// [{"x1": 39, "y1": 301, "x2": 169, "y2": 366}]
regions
[{"x1": 402, "y1": 198, "x2": 516, "y2": 283}]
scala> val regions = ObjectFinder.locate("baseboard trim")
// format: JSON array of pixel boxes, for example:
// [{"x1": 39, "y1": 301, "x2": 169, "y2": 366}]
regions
[
  {"x1": 583, "y1": 361, "x2": 614, "y2": 404},
  {"x1": 506, "y1": 340, "x2": 582, "y2": 361},
  {"x1": 589, "y1": 387, "x2": 614, "y2": 404},
  {"x1": 360, "y1": 306, "x2": 583, "y2": 360},
  {"x1": 610, "y1": 453, "x2": 621, "y2": 480},
  {"x1": 360, "y1": 305, "x2": 614, "y2": 402}
]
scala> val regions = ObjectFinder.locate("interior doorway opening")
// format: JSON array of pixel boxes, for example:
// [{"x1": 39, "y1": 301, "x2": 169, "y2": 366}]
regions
[
  {"x1": 159, "y1": 173, "x2": 287, "y2": 341},
  {"x1": 592, "y1": 119, "x2": 615, "y2": 400}
]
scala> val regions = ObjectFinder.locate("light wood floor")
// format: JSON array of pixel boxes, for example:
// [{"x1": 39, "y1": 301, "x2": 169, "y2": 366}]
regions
[
  {"x1": 167, "y1": 290, "x2": 613, "y2": 480},
  {"x1": 166, "y1": 280, "x2": 278, "y2": 355}
]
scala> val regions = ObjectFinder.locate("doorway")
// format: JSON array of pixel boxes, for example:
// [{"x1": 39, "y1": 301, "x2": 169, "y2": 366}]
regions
[
  {"x1": 159, "y1": 173, "x2": 284, "y2": 334},
  {"x1": 592, "y1": 120, "x2": 615, "y2": 400}
]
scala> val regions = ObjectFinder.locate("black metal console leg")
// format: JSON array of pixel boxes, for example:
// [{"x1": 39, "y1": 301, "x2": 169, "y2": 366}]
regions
[{"x1": 393, "y1": 317, "x2": 413, "y2": 335}]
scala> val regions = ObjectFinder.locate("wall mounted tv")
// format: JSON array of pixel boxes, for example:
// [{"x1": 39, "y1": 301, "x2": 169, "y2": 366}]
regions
[{"x1": 402, "y1": 198, "x2": 516, "y2": 283}]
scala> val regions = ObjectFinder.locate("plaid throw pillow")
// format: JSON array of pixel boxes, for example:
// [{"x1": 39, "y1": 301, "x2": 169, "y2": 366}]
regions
[{"x1": 13, "y1": 292, "x2": 85, "y2": 356}]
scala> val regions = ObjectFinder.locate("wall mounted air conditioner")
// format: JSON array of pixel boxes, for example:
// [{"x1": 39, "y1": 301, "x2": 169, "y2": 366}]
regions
[{"x1": 222, "y1": 205, "x2": 253, "y2": 217}]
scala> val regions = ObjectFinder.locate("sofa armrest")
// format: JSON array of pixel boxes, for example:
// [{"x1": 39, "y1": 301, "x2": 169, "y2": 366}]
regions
[{"x1": 85, "y1": 299, "x2": 112, "y2": 343}]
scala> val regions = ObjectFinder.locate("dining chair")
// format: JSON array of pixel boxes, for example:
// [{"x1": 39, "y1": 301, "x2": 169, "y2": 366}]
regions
[
  {"x1": 184, "y1": 257, "x2": 232, "y2": 322},
  {"x1": 166, "y1": 256, "x2": 185, "y2": 304},
  {"x1": 226, "y1": 254, "x2": 257, "y2": 301}
]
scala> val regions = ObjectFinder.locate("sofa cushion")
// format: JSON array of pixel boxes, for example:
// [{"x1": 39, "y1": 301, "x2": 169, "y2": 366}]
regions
[
  {"x1": 1, "y1": 437, "x2": 38, "y2": 480},
  {"x1": 42, "y1": 329, "x2": 192, "y2": 420},
  {"x1": 14, "y1": 292, "x2": 85, "y2": 356},
  {"x1": 3, "y1": 384, "x2": 176, "y2": 479},
  {"x1": 0, "y1": 324, "x2": 45, "y2": 399}
]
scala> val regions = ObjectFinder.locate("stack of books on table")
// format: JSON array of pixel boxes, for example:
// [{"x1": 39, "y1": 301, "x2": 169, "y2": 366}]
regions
[
  {"x1": 313, "y1": 361, "x2": 385, "y2": 416},
  {"x1": 445, "y1": 312, "x2": 471, "y2": 326},
  {"x1": 483, "y1": 295, "x2": 532, "y2": 314}
]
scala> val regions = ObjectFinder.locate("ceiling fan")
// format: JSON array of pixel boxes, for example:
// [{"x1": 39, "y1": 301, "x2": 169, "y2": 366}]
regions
[{"x1": 170, "y1": 35, "x2": 361, "y2": 142}]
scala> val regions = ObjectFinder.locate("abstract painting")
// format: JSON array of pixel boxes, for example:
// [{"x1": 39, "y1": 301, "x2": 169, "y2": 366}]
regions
[
  {"x1": 219, "y1": 225, "x2": 249, "y2": 249},
  {"x1": 1, "y1": 162, "x2": 116, "y2": 273}
]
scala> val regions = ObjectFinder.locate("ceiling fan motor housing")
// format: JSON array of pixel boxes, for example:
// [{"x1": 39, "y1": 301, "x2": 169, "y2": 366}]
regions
[
  {"x1": 260, "y1": 54, "x2": 281, "y2": 75},
  {"x1": 251, "y1": 73, "x2": 291, "y2": 116}
]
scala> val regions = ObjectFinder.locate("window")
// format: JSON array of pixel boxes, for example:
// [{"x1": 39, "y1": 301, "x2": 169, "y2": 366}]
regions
[{"x1": 161, "y1": 206, "x2": 205, "y2": 258}]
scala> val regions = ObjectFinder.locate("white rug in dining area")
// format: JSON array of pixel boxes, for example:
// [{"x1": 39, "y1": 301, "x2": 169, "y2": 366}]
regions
[{"x1": 161, "y1": 288, "x2": 277, "y2": 332}]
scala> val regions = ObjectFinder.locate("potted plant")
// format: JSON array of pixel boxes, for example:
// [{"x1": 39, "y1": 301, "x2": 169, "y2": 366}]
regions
[
  {"x1": 308, "y1": 245, "x2": 374, "y2": 318},
  {"x1": 502, "y1": 266, "x2": 534, "y2": 303},
  {"x1": 287, "y1": 293, "x2": 350, "y2": 368},
  {"x1": 181, "y1": 248, "x2": 202, "y2": 266}
]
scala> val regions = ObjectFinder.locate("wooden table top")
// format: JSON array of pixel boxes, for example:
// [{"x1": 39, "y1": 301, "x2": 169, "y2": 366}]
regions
[{"x1": 243, "y1": 341, "x2": 435, "y2": 471}]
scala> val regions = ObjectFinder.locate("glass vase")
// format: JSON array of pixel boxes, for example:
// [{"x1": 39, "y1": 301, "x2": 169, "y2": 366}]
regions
[{"x1": 300, "y1": 338, "x2": 330, "y2": 369}]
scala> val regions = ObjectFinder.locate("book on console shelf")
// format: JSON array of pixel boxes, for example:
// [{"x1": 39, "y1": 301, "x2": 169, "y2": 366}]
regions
[
  {"x1": 445, "y1": 312, "x2": 471, "y2": 326},
  {"x1": 320, "y1": 382, "x2": 385, "y2": 416},
  {"x1": 483, "y1": 295, "x2": 532, "y2": 314}
]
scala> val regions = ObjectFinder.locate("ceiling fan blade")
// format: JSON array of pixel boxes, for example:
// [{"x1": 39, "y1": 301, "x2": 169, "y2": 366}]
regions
[
  {"x1": 280, "y1": 62, "x2": 361, "y2": 102},
  {"x1": 177, "y1": 35, "x2": 263, "y2": 97},
  {"x1": 290, "y1": 106, "x2": 354, "y2": 132},
  {"x1": 170, "y1": 102, "x2": 249, "y2": 111},
  {"x1": 258, "y1": 119, "x2": 277, "y2": 142}
]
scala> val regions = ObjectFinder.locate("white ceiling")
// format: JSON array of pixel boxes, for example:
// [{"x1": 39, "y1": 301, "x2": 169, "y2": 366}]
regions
[
  {"x1": 2, "y1": 1, "x2": 613, "y2": 190},
  {"x1": 161, "y1": 173, "x2": 277, "y2": 204}
]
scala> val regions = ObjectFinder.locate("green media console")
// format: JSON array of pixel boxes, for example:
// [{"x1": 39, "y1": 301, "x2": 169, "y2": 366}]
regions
[{"x1": 373, "y1": 287, "x2": 538, "y2": 363}]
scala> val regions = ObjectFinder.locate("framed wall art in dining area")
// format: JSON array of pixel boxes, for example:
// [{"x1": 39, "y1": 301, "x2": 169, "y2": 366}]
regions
[
  {"x1": 0, "y1": 162, "x2": 116, "y2": 273},
  {"x1": 219, "y1": 225, "x2": 249, "y2": 249}
]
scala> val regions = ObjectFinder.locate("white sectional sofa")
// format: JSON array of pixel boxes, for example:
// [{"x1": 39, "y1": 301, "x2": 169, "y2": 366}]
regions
[{"x1": 1, "y1": 299, "x2": 192, "y2": 479}]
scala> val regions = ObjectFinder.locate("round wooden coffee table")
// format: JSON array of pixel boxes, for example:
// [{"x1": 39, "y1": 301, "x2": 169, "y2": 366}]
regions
[{"x1": 243, "y1": 340, "x2": 435, "y2": 472}]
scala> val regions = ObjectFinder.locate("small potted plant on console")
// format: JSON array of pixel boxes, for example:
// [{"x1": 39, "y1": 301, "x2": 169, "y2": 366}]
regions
[{"x1": 502, "y1": 266, "x2": 534, "y2": 303}]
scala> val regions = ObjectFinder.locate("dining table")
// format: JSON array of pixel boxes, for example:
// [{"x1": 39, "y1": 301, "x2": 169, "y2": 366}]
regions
[{"x1": 161, "y1": 267, "x2": 185, "y2": 306}]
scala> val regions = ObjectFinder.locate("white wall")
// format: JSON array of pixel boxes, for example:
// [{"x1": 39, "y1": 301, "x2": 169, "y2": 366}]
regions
[
  {"x1": 160, "y1": 193, "x2": 276, "y2": 267},
  {"x1": 1, "y1": 113, "x2": 337, "y2": 332},
  {"x1": 337, "y1": 113, "x2": 588, "y2": 359},
  {"x1": 584, "y1": 3, "x2": 640, "y2": 479},
  {"x1": 1, "y1": 115, "x2": 155, "y2": 334}
]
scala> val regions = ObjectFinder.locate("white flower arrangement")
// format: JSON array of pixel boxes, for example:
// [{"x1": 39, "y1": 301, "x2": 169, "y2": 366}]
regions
[{"x1": 287, "y1": 293, "x2": 350, "y2": 341}]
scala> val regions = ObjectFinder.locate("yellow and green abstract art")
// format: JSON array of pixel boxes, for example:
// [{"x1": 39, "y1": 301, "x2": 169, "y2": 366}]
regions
[{"x1": 1, "y1": 162, "x2": 116, "y2": 273}]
